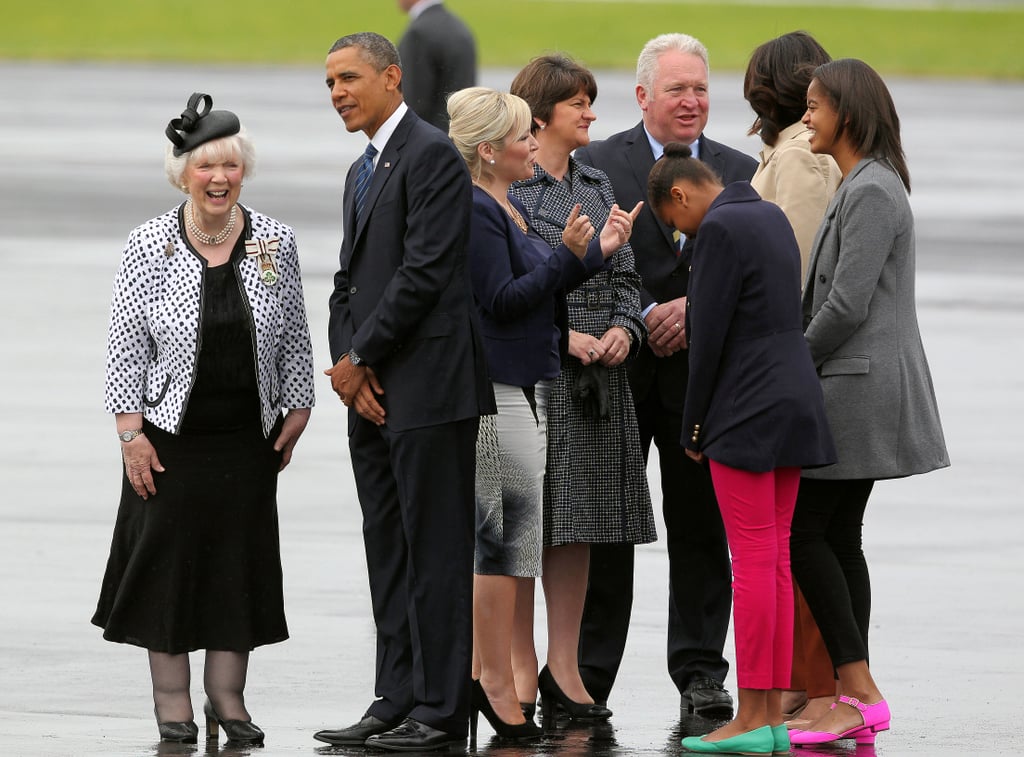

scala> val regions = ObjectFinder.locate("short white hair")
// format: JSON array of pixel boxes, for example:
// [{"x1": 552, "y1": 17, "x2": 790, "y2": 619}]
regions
[
  {"x1": 164, "y1": 127, "x2": 256, "y2": 190},
  {"x1": 636, "y1": 34, "x2": 709, "y2": 94}
]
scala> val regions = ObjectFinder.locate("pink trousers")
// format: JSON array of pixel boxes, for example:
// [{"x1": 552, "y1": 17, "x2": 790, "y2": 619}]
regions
[{"x1": 709, "y1": 460, "x2": 801, "y2": 690}]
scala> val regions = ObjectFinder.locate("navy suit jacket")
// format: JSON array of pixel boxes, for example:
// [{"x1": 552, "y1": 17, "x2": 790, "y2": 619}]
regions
[
  {"x1": 576, "y1": 122, "x2": 757, "y2": 413},
  {"x1": 681, "y1": 182, "x2": 835, "y2": 472},
  {"x1": 328, "y1": 108, "x2": 495, "y2": 432},
  {"x1": 468, "y1": 188, "x2": 604, "y2": 387}
]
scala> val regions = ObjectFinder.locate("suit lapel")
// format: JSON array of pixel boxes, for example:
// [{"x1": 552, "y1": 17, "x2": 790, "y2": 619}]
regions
[
  {"x1": 352, "y1": 110, "x2": 416, "y2": 244},
  {"x1": 802, "y1": 158, "x2": 871, "y2": 301},
  {"x1": 626, "y1": 123, "x2": 677, "y2": 251},
  {"x1": 698, "y1": 136, "x2": 727, "y2": 180}
]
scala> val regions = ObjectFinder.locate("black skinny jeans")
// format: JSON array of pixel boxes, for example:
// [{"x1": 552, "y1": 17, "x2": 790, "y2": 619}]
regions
[{"x1": 790, "y1": 478, "x2": 875, "y2": 670}]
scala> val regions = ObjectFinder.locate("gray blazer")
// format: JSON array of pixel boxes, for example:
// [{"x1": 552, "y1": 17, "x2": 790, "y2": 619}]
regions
[{"x1": 802, "y1": 157, "x2": 949, "y2": 480}]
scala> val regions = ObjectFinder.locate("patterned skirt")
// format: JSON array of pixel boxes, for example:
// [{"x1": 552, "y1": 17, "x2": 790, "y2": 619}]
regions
[
  {"x1": 475, "y1": 381, "x2": 551, "y2": 576},
  {"x1": 543, "y1": 360, "x2": 656, "y2": 547}
]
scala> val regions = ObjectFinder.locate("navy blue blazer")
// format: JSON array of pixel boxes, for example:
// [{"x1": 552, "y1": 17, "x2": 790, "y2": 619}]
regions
[
  {"x1": 328, "y1": 108, "x2": 495, "y2": 432},
  {"x1": 681, "y1": 182, "x2": 835, "y2": 472},
  {"x1": 576, "y1": 124, "x2": 758, "y2": 413},
  {"x1": 469, "y1": 188, "x2": 604, "y2": 387}
]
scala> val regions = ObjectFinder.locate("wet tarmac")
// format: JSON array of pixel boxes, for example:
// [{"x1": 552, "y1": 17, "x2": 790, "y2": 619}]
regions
[{"x1": 1, "y1": 62, "x2": 1023, "y2": 756}]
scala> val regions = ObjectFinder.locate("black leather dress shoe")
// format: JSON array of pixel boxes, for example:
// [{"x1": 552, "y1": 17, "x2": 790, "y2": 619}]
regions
[
  {"x1": 314, "y1": 714, "x2": 396, "y2": 745},
  {"x1": 365, "y1": 717, "x2": 465, "y2": 752},
  {"x1": 680, "y1": 677, "x2": 734, "y2": 719}
]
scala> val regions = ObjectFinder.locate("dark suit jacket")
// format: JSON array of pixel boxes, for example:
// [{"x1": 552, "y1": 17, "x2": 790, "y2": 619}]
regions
[
  {"x1": 398, "y1": 3, "x2": 477, "y2": 131},
  {"x1": 469, "y1": 189, "x2": 605, "y2": 387},
  {"x1": 681, "y1": 182, "x2": 835, "y2": 472},
  {"x1": 328, "y1": 107, "x2": 494, "y2": 432},
  {"x1": 576, "y1": 123, "x2": 757, "y2": 413}
]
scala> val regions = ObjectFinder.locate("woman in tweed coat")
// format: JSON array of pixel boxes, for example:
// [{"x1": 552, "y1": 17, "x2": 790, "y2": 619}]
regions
[
  {"x1": 509, "y1": 55, "x2": 655, "y2": 721},
  {"x1": 789, "y1": 60, "x2": 949, "y2": 747}
]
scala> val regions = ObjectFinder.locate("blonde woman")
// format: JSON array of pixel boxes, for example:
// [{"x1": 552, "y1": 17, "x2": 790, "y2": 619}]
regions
[{"x1": 447, "y1": 87, "x2": 632, "y2": 739}]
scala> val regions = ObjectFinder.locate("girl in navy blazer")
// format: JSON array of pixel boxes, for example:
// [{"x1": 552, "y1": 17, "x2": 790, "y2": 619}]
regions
[
  {"x1": 447, "y1": 87, "x2": 632, "y2": 740},
  {"x1": 648, "y1": 143, "x2": 834, "y2": 756}
]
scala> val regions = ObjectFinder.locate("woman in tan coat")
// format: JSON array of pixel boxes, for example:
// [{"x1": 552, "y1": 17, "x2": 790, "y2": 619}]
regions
[
  {"x1": 743, "y1": 30, "x2": 840, "y2": 729},
  {"x1": 745, "y1": 31, "x2": 841, "y2": 285}
]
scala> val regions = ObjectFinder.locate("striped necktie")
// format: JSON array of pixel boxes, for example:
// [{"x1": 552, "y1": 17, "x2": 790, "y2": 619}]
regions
[{"x1": 354, "y1": 143, "x2": 378, "y2": 221}]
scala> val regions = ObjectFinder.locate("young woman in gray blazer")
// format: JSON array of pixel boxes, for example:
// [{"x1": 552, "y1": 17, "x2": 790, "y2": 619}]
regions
[{"x1": 790, "y1": 59, "x2": 950, "y2": 748}]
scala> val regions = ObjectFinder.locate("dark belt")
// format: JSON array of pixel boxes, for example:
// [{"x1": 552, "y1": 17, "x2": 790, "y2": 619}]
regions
[{"x1": 580, "y1": 286, "x2": 615, "y2": 310}]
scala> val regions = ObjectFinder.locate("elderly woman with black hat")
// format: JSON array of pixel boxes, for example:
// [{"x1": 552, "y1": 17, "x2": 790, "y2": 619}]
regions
[{"x1": 91, "y1": 93, "x2": 315, "y2": 746}]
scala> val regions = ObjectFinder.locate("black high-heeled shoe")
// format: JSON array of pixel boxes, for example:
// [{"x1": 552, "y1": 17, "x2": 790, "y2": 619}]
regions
[
  {"x1": 204, "y1": 698, "x2": 265, "y2": 745},
  {"x1": 521, "y1": 700, "x2": 537, "y2": 721},
  {"x1": 157, "y1": 720, "x2": 199, "y2": 743},
  {"x1": 470, "y1": 680, "x2": 542, "y2": 742},
  {"x1": 538, "y1": 666, "x2": 612, "y2": 722}
]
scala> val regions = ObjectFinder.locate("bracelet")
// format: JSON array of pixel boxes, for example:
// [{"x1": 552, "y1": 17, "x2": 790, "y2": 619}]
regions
[{"x1": 614, "y1": 325, "x2": 635, "y2": 345}]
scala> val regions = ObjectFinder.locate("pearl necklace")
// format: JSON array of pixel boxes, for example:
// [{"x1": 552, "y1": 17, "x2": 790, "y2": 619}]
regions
[{"x1": 185, "y1": 198, "x2": 238, "y2": 245}]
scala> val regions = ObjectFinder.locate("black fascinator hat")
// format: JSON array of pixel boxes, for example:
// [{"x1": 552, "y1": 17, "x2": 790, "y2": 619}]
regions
[{"x1": 165, "y1": 92, "x2": 240, "y2": 156}]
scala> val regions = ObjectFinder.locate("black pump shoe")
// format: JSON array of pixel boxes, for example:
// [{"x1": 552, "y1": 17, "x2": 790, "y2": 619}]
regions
[
  {"x1": 470, "y1": 680, "x2": 542, "y2": 742},
  {"x1": 204, "y1": 699, "x2": 265, "y2": 745},
  {"x1": 538, "y1": 666, "x2": 611, "y2": 722},
  {"x1": 158, "y1": 720, "x2": 199, "y2": 743}
]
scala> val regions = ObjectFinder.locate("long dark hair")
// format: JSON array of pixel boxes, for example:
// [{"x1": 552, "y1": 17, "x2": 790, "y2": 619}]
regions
[
  {"x1": 744, "y1": 31, "x2": 831, "y2": 146},
  {"x1": 813, "y1": 58, "x2": 910, "y2": 192}
]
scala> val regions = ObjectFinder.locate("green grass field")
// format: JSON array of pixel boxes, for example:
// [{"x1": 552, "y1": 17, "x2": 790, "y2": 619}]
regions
[{"x1": 5, "y1": 1, "x2": 1023, "y2": 79}]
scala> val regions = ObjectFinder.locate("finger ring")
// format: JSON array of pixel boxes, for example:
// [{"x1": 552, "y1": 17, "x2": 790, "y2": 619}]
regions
[
  {"x1": 588, "y1": 349, "x2": 596, "y2": 357},
  {"x1": 673, "y1": 322, "x2": 681, "y2": 331}
]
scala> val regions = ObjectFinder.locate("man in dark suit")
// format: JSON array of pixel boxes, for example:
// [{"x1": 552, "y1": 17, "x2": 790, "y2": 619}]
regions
[
  {"x1": 396, "y1": 0, "x2": 476, "y2": 131},
  {"x1": 574, "y1": 33, "x2": 757, "y2": 717},
  {"x1": 315, "y1": 31, "x2": 494, "y2": 752}
]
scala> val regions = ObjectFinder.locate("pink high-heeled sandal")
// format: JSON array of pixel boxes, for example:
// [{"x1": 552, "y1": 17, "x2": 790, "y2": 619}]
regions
[{"x1": 790, "y1": 695, "x2": 890, "y2": 746}]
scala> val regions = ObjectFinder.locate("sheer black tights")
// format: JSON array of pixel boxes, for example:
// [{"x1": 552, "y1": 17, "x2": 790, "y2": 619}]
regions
[{"x1": 148, "y1": 650, "x2": 250, "y2": 724}]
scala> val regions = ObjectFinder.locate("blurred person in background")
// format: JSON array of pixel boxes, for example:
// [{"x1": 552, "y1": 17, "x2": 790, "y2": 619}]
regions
[{"x1": 397, "y1": 0, "x2": 477, "y2": 130}]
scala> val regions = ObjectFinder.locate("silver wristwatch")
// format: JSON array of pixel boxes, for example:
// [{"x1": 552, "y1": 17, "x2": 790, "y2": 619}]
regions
[
  {"x1": 348, "y1": 348, "x2": 364, "y2": 366},
  {"x1": 118, "y1": 429, "x2": 144, "y2": 443}
]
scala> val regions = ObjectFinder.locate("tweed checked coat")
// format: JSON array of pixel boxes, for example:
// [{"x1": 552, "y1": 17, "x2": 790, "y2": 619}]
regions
[
  {"x1": 801, "y1": 157, "x2": 948, "y2": 480},
  {"x1": 511, "y1": 160, "x2": 655, "y2": 546}
]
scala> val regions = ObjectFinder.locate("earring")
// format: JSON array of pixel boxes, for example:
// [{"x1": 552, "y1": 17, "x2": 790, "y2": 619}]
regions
[
  {"x1": 489, "y1": 159, "x2": 496, "y2": 165},
  {"x1": 539, "y1": 124, "x2": 546, "y2": 130},
  {"x1": 181, "y1": 185, "x2": 188, "y2": 193}
]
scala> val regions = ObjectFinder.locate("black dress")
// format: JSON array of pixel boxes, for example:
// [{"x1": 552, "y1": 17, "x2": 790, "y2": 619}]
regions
[{"x1": 92, "y1": 240, "x2": 288, "y2": 654}]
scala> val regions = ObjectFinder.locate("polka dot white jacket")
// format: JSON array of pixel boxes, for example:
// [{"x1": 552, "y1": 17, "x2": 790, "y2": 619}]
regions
[{"x1": 104, "y1": 205, "x2": 316, "y2": 436}]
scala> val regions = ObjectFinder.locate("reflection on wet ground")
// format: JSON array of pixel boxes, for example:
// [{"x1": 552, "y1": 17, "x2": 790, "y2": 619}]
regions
[{"x1": 145, "y1": 712, "x2": 881, "y2": 757}]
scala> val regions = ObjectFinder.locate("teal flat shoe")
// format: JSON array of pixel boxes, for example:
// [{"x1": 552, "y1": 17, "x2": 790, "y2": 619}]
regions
[
  {"x1": 681, "y1": 724, "x2": 774, "y2": 754},
  {"x1": 771, "y1": 724, "x2": 790, "y2": 755}
]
